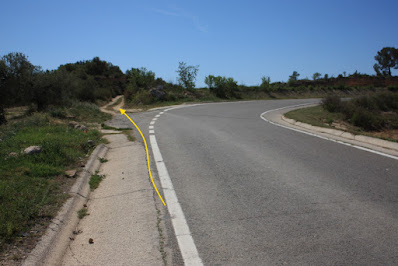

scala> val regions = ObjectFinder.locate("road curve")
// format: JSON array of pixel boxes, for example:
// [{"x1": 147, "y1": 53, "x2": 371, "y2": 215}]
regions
[{"x1": 151, "y1": 99, "x2": 398, "y2": 265}]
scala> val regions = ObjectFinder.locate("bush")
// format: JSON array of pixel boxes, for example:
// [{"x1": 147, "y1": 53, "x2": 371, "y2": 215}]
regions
[
  {"x1": 351, "y1": 108, "x2": 385, "y2": 131},
  {"x1": 352, "y1": 95, "x2": 377, "y2": 111},
  {"x1": 322, "y1": 95, "x2": 342, "y2": 113}
]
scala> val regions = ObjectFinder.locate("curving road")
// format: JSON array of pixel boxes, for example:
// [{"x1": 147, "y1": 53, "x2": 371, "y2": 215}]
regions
[{"x1": 131, "y1": 99, "x2": 398, "y2": 265}]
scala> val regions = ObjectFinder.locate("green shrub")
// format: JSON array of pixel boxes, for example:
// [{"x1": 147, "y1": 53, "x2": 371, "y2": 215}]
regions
[
  {"x1": 352, "y1": 95, "x2": 377, "y2": 111},
  {"x1": 49, "y1": 107, "x2": 67, "y2": 118},
  {"x1": 351, "y1": 108, "x2": 385, "y2": 131},
  {"x1": 388, "y1": 85, "x2": 398, "y2": 92},
  {"x1": 322, "y1": 95, "x2": 342, "y2": 113},
  {"x1": 0, "y1": 118, "x2": 102, "y2": 242}
]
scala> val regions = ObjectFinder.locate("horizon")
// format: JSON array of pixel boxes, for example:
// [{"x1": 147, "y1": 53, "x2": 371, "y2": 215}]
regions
[{"x1": 1, "y1": 0, "x2": 397, "y2": 87}]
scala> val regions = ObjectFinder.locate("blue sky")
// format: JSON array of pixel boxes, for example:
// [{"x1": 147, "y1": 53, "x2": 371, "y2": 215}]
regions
[{"x1": 1, "y1": 0, "x2": 397, "y2": 87}]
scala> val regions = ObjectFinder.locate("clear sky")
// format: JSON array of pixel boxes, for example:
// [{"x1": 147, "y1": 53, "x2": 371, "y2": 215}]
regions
[{"x1": 1, "y1": 0, "x2": 397, "y2": 87}]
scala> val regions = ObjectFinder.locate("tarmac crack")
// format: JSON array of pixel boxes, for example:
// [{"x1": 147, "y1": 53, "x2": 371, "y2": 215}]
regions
[{"x1": 90, "y1": 189, "x2": 153, "y2": 200}]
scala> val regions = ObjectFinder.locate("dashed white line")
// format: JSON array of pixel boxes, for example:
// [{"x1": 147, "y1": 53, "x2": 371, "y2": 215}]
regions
[
  {"x1": 155, "y1": 114, "x2": 161, "y2": 118},
  {"x1": 150, "y1": 121, "x2": 155, "y2": 125},
  {"x1": 149, "y1": 130, "x2": 155, "y2": 134},
  {"x1": 153, "y1": 118, "x2": 158, "y2": 121},
  {"x1": 149, "y1": 125, "x2": 154, "y2": 129}
]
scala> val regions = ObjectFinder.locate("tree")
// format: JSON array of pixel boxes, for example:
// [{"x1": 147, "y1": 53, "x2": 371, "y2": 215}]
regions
[
  {"x1": 0, "y1": 52, "x2": 39, "y2": 107},
  {"x1": 208, "y1": 76, "x2": 239, "y2": 99},
  {"x1": 126, "y1": 67, "x2": 155, "y2": 91},
  {"x1": 312, "y1": 72, "x2": 322, "y2": 80},
  {"x1": 176, "y1": 62, "x2": 199, "y2": 89},
  {"x1": 0, "y1": 60, "x2": 7, "y2": 124},
  {"x1": 374, "y1": 47, "x2": 398, "y2": 77},
  {"x1": 204, "y1": 75, "x2": 216, "y2": 89},
  {"x1": 260, "y1": 76, "x2": 271, "y2": 90},
  {"x1": 324, "y1": 73, "x2": 329, "y2": 80},
  {"x1": 288, "y1": 71, "x2": 300, "y2": 82}
]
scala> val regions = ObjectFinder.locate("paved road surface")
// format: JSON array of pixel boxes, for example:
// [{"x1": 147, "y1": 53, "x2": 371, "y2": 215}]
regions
[{"x1": 117, "y1": 99, "x2": 398, "y2": 265}]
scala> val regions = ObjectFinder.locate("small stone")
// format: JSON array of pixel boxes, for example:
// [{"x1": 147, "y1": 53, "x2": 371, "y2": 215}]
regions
[
  {"x1": 69, "y1": 121, "x2": 79, "y2": 128},
  {"x1": 89, "y1": 238, "x2": 94, "y2": 244},
  {"x1": 65, "y1": 170, "x2": 77, "y2": 178},
  {"x1": 73, "y1": 230, "x2": 82, "y2": 235},
  {"x1": 8, "y1": 152, "x2": 18, "y2": 157},
  {"x1": 87, "y1": 140, "x2": 95, "y2": 147},
  {"x1": 83, "y1": 204, "x2": 87, "y2": 208},
  {"x1": 24, "y1": 146, "x2": 42, "y2": 155}
]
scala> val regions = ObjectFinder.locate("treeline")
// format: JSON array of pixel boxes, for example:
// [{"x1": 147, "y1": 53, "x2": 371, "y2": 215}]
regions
[
  {"x1": 1, "y1": 47, "x2": 398, "y2": 125},
  {"x1": 0, "y1": 53, "x2": 126, "y2": 110}
]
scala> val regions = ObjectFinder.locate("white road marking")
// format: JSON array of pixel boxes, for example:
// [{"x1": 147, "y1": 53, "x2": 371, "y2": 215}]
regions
[
  {"x1": 149, "y1": 130, "x2": 155, "y2": 134},
  {"x1": 155, "y1": 114, "x2": 161, "y2": 118},
  {"x1": 149, "y1": 135, "x2": 203, "y2": 266},
  {"x1": 160, "y1": 111, "x2": 165, "y2": 114},
  {"x1": 260, "y1": 105, "x2": 398, "y2": 161},
  {"x1": 149, "y1": 125, "x2": 154, "y2": 129},
  {"x1": 150, "y1": 121, "x2": 155, "y2": 125},
  {"x1": 153, "y1": 118, "x2": 158, "y2": 121}
]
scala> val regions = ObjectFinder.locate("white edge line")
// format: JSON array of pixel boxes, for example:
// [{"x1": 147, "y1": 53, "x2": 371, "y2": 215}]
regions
[
  {"x1": 149, "y1": 135, "x2": 204, "y2": 265},
  {"x1": 260, "y1": 104, "x2": 398, "y2": 161}
]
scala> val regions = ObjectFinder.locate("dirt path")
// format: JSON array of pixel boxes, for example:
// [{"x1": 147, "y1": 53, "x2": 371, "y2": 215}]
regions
[
  {"x1": 100, "y1": 95, "x2": 125, "y2": 115},
  {"x1": 100, "y1": 95, "x2": 145, "y2": 115}
]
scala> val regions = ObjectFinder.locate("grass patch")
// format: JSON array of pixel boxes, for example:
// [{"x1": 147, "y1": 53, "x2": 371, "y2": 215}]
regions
[
  {"x1": 285, "y1": 105, "x2": 345, "y2": 128},
  {"x1": 285, "y1": 92, "x2": 398, "y2": 142},
  {"x1": 77, "y1": 207, "x2": 89, "y2": 219},
  {"x1": 121, "y1": 129, "x2": 136, "y2": 142},
  {"x1": 89, "y1": 172, "x2": 105, "y2": 190},
  {"x1": 48, "y1": 101, "x2": 112, "y2": 124},
  {"x1": 98, "y1": 157, "x2": 108, "y2": 163},
  {"x1": 0, "y1": 112, "x2": 103, "y2": 249},
  {"x1": 101, "y1": 123, "x2": 131, "y2": 131}
]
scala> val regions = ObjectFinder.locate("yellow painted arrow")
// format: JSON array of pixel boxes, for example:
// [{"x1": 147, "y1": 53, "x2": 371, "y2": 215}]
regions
[{"x1": 120, "y1": 109, "x2": 166, "y2": 206}]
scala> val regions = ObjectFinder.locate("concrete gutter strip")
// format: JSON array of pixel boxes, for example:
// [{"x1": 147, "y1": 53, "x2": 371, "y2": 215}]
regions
[
  {"x1": 22, "y1": 144, "x2": 108, "y2": 266},
  {"x1": 280, "y1": 115, "x2": 398, "y2": 153}
]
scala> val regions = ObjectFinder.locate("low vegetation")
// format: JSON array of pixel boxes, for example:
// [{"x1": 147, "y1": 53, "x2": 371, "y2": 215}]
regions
[
  {"x1": 89, "y1": 172, "x2": 105, "y2": 190},
  {"x1": 286, "y1": 91, "x2": 398, "y2": 140},
  {"x1": 0, "y1": 111, "x2": 103, "y2": 248},
  {"x1": 77, "y1": 207, "x2": 89, "y2": 219}
]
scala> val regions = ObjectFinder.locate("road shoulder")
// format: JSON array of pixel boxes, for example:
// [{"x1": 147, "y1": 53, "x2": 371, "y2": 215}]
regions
[
  {"x1": 262, "y1": 104, "x2": 398, "y2": 158},
  {"x1": 60, "y1": 132, "x2": 165, "y2": 265}
]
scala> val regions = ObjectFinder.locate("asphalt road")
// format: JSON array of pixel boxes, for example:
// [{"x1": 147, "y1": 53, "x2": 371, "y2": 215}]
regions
[{"x1": 121, "y1": 100, "x2": 398, "y2": 265}]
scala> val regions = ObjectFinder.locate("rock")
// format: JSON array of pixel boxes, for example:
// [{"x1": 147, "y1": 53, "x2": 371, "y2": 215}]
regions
[
  {"x1": 69, "y1": 121, "x2": 79, "y2": 128},
  {"x1": 69, "y1": 121, "x2": 87, "y2": 132},
  {"x1": 78, "y1": 125, "x2": 87, "y2": 132},
  {"x1": 65, "y1": 170, "x2": 77, "y2": 178},
  {"x1": 87, "y1": 140, "x2": 95, "y2": 147},
  {"x1": 89, "y1": 238, "x2": 94, "y2": 244},
  {"x1": 24, "y1": 146, "x2": 42, "y2": 155},
  {"x1": 8, "y1": 152, "x2": 18, "y2": 157},
  {"x1": 149, "y1": 86, "x2": 166, "y2": 100}
]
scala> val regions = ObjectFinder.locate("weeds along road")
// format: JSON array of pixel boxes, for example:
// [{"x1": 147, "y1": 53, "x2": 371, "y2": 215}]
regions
[{"x1": 124, "y1": 99, "x2": 398, "y2": 265}]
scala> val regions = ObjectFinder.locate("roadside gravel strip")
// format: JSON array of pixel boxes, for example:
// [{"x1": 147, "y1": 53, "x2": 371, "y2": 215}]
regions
[
  {"x1": 22, "y1": 144, "x2": 108, "y2": 266},
  {"x1": 261, "y1": 104, "x2": 398, "y2": 160}
]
